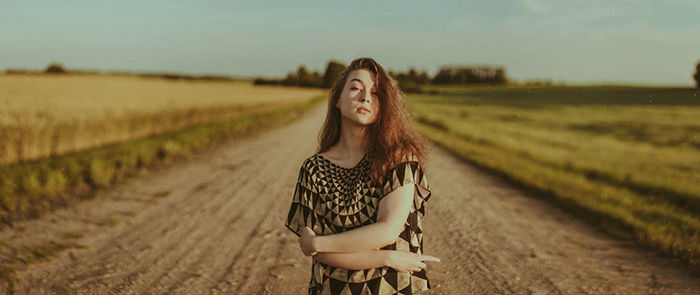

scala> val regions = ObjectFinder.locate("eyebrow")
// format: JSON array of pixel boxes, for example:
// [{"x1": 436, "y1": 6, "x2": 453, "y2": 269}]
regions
[{"x1": 350, "y1": 78, "x2": 376, "y2": 89}]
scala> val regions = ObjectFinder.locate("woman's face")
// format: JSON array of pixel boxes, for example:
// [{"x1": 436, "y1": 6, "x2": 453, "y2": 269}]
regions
[{"x1": 335, "y1": 69, "x2": 380, "y2": 126}]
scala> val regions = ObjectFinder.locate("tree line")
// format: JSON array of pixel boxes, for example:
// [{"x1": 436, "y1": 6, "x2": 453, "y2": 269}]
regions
[
  {"x1": 253, "y1": 60, "x2": 346, "y2": 88},
  {"x1": 5, "y1": 62, "x2": 242, "y2": 82},
  {"x1": 7, "y1": 61, "x2": 699, "y2": 89},
  {"x1": 254, "y1": 61, "x2": 510, "y2": 92}
]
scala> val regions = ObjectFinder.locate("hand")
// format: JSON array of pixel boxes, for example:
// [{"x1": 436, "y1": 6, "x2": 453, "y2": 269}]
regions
[
  {"x1": 298, "y1": 227, "x2": 317, "y2": 256},
  {"x1": 385, "y1": 251, "x2": 440, "y2": 273}
]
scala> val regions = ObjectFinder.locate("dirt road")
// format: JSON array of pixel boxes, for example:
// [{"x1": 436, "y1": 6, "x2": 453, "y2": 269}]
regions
[{"x1": 3, "y1": 103, "x2": 699, "y2": 294}]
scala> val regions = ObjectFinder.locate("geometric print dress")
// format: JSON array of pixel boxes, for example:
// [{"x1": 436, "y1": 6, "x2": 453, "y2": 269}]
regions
[{"x1": 285, "y1": 147, "x2": 432, "y2": 295}]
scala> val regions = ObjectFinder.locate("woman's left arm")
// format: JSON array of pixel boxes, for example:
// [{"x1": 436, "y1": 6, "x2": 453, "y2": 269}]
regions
[{"x1": 299, "y1": 184, "x2": 414, "y2": 255}]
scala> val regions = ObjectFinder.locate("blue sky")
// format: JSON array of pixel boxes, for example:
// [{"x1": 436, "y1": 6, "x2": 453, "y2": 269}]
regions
[{"x1": 1, "y1": 0, "x2": 699, "y2": 85}]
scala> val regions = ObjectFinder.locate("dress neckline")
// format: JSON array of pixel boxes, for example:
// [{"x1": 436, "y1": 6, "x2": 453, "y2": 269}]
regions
[{"x1": 316, "y1": 149, "x2": 371, "y2": 170}]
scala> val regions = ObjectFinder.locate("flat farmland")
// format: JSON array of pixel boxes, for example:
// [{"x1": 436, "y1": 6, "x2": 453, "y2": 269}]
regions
[
  {"x1": 0, "y1": 74, "x2": 324, "y2": 165},
  {"x1": 408, "y1": 85, "x2": 700, "y2": 269}
]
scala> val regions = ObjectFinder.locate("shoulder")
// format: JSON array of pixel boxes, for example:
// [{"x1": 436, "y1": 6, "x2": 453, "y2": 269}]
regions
[
  {"x1": 298, "y1": 154, "x2": 323, "y2": 178},
  {"x1": 381, "y1": 154, "x2": 429, "y2": 190},
  {"x1": 295, "y1": 155, "x2": 321, "y2": 189},
  {"x1": 384, "y1": 161, "x2": 423, "y2": 181},
  {"x1": 387, "y1": 154, "x2": 422, "y2": 173},
  {"x1": 302, "y1": 153, "x2": 324, "y2": 170},
  {"x1": 404, "y1": 153, "x2": 419, "y2": 163}
]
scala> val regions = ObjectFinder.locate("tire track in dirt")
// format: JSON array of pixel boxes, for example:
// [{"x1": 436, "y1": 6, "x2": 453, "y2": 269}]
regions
[
  {"x1": 113, "y1": 172, "x2": 259, "y2": 292},
  {"x1": 2, "y1": 103, "x2": 700, "y2": 294},
  {"x1": 71, "y1": 171, "x2": 246, "y2": 292},
  {"x1": 142, "y1": 179, "x2": 251, "y2": 292},
  {"x1": 100, "y1": 170, "x2": 249, "y2": 292}
]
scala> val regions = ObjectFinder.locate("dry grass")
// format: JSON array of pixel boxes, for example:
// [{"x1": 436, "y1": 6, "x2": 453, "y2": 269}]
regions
[{"x1": 0, "y1": 74, "x2": 323, "y2": 165}]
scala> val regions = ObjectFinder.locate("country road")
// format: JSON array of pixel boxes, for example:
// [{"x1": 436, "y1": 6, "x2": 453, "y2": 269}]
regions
[{"x1": 3, "y1": 103, "x2": 699, "y2": 294}]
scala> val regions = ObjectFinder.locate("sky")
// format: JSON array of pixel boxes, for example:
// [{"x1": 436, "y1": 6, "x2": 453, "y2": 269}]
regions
[{"x1": 1, "y1": 0, "x2": 699, "y2": 86}]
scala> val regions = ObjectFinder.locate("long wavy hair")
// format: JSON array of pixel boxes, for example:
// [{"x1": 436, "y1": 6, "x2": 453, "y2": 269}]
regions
[{"x1": 316, "y1": 57, "x2": 431, "y2": 184}]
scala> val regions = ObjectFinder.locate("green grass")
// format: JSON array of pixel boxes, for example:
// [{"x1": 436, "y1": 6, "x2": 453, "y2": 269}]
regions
[{"x1": 407, "y1": 86, "x2": 700, "y2": 271}]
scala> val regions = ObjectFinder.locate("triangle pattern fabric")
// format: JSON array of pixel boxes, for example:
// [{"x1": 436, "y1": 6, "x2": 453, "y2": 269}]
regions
[{"x1": 285, "y1": 148, "x2": 432, "y2": 294}]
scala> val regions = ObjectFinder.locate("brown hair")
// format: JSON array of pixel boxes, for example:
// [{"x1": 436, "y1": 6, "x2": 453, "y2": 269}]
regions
[{"x1": 316, "y1": 57, "x2": 431, "y2": 184}]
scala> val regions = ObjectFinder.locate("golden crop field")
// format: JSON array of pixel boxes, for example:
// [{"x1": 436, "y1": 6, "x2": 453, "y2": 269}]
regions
[
  {"x1": 407, "y1": 85, "x2": 700, "y2": 267},
  {"x1": 0, "y1": 74, "x2": 324, "y2": 165}
]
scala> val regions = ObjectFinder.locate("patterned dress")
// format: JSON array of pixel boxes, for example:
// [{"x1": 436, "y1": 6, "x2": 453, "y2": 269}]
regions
[{"x1": 285, "y1": 148, "x2": 432, "y2": 295}]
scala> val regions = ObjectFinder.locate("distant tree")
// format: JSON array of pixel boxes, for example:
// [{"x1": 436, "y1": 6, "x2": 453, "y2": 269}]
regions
[
  {"x1": 323, "y1": 60, "x2": 346, "y2": 88},
  {"x1": 45, "y1": 62, "x2": 66, "y2": 74},
  {"x1": 432, "y1": 65, "x2": 507, "y2": 85},
  {"x1": 5, "y1": 68, "x2": 29, "y2": 74},
  {"x1": 432, "y1": 68, "x2": 453, "y2": 84},
  {"x1": 386, "y1": 67, "x2": 432, "y2": 93},
  {"x1": 282, "y1": 65, "x2": 323, "y2": 87},
  {"x1": 392, "y1": 67, "x2": 428, "y2": 93},
  {"x1": 494, "y1": 68, "x2": 507, "y2": 84},
  {"x1": 303, "y1": 69, "x2": 323, "y2": 88},
  {"x1": 694, "y1": 62, "x2": 700, "y2": 88},
  {"x1": 253, "y1": 77, "x2": 281, "y2": 85},
  {"x1": 416, "y1": 70, "x2": 430, "y2": 85}
]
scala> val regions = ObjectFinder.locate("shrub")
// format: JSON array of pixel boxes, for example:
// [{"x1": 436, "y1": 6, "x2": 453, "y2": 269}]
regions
[{"x1": 45, "y1": 62, "x2": 66, "y2": 74}]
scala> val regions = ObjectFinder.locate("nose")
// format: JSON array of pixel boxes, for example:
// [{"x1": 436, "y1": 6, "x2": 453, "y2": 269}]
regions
[{"x1": 360, "y1": 90, "x2": 371, "y2": 103}]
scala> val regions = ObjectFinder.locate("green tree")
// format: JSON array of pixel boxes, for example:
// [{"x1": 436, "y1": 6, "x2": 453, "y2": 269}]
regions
[
  {"x1": 694, "y1": 62, "x2": 700, "y2": 88},
  {"x1": 283, "y1": 65, "x2": 322, "y2": 87},
  {"x1": 45, "y1": 62, "x2": 66, "y2": 74},
  {"x1": 323, "y1": 60, "x2": 346, "y2": 88}
]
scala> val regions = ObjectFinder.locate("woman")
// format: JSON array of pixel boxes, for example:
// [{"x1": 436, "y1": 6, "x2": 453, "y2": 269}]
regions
[{"x1": 285, "y1": 57, "x2": 439, "y2": 295}]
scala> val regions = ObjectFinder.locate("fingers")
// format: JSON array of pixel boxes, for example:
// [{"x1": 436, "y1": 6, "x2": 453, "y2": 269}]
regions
[
  {"x1": 389, "y1": 252, "x2": 440, "y2": 273},
  {"x1": 419, "y1": 255, "x2": 441, "y2": 262},
  {"x1": 407, "y1": 266, "x2": 422, "y2": 273},
  {"x1": 404, "y1": 261, "x2": 427, "y2": 273}
]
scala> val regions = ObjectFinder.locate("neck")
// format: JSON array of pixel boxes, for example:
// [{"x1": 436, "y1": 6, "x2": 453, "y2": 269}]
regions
[{"x1": 337, "y1": 118, "x2": 370, "y2": 159}]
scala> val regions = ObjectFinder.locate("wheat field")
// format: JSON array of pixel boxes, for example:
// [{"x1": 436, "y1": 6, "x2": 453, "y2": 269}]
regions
[{"x1": 0, "y1": 74, "x2": 324, "y2": 165}]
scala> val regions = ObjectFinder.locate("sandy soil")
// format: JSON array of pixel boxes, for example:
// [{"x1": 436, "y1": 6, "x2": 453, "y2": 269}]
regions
[{"x1": 2, "y1": 103, "x2": 699, "y2": 295}]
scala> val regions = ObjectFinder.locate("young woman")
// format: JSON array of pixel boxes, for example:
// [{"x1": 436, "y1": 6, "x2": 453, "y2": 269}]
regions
[{"x1": 285, "y1": 57, "x2": 439, "y2": 295}]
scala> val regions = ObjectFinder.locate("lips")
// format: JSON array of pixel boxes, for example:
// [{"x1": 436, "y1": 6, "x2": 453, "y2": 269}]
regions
[{"x1": 357, "y1": 106, "x2": 371, "y2": 114}]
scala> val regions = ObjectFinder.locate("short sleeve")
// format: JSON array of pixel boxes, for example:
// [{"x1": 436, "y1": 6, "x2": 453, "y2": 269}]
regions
[
  {"x1": 285, "y1": 159, "x2": 317, "y2": 237},
  {"x1": 381, "y1": 161, "x2": 431, "y2": 208}
]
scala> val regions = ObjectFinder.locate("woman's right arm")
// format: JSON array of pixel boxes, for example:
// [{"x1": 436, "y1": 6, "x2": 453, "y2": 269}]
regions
[
  {"x1": 313, "y1": 250, "x2": 439, "y2": 272},
  {"x1": 313, "y1": 250, "x2": 387, "y2": 270}
]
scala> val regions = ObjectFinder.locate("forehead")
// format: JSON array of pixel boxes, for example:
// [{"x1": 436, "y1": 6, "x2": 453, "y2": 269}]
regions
[{"x1": 347, "y1": 69, "x2": 376, "y2": 87}]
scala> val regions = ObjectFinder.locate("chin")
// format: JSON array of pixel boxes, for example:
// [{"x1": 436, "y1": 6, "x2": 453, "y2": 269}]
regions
[
  {"x1": 343, "y1": 113, "x2": 377, "y2": 126},
  {"x1": 352, "y1": 119, "x2": 375, "y2": 126},
  {"x1": 360, "y1": 120, "x2": 377, "y2": 126}
]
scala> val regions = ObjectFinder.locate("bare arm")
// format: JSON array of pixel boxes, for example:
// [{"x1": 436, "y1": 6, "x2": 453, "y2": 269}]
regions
[
  {"x1": 313, "y1": 250, "x2": 387, "y2": 270},
  {"x1": 304, "y1": 184, "x2": 414, "y2": 254},
  {"x1": 313, "y1": 249, "x2": 441, "y2": 273}
]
